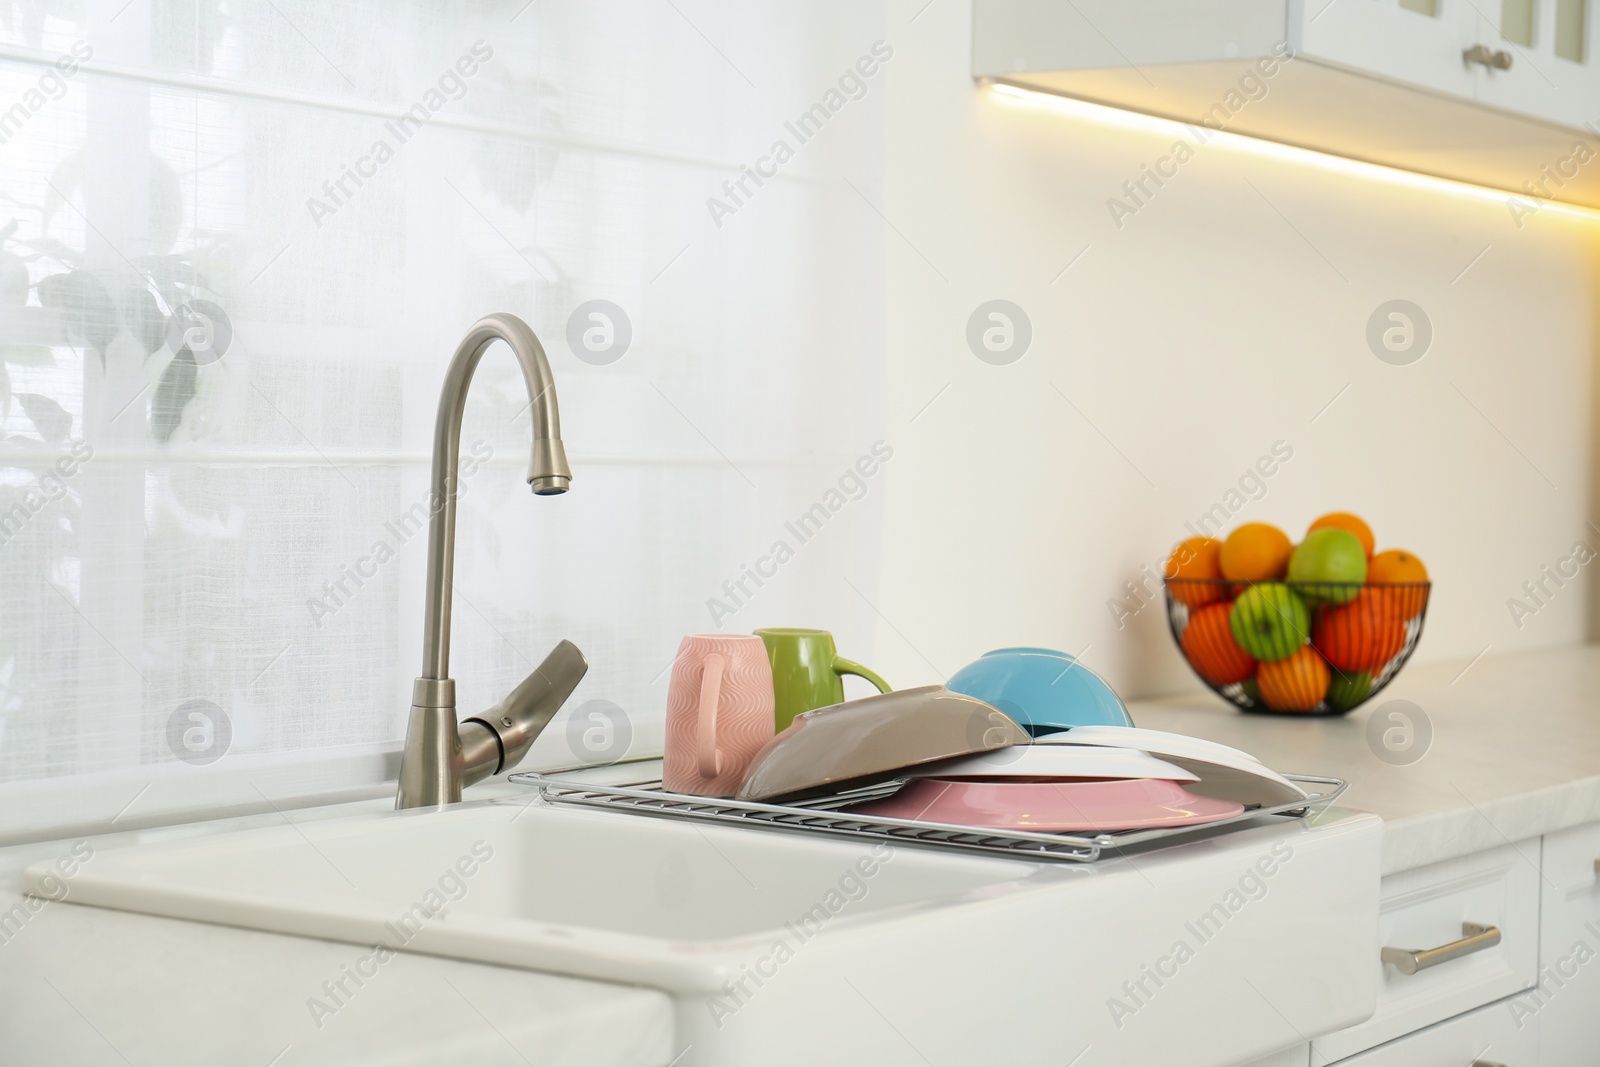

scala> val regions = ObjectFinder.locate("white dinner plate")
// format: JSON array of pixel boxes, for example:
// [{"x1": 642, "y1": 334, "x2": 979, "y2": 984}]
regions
[
  {"x1": 910, "y1": 744, "x2": 1199, "y2": 783},
  {"x1": 1031, "y1": 726, "x2": 1307, "y2": 807},
  {"x1": 1033, "y1": 725, "x2": 1262, "y2": 765}
]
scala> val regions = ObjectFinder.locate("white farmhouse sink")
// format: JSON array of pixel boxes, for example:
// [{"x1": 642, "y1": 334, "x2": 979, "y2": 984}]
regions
[{"x1": 29, "y1": 793, "x2": 1383, "y2": 1066}]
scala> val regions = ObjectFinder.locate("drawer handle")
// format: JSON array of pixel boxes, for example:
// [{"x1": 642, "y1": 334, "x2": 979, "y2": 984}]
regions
[
  {"x1": 1464, "y1": 43, "x2": 1514, "y2": 69},
  {"x1": 1381, "y1": 922, "x2": 1501, "y2": 975},
  {"x1": 1472, "y1": 1061, "x2": 1508, "y2": 1067}
]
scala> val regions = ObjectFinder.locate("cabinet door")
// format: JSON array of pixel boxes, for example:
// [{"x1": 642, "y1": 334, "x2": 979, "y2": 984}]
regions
[
  {"x1": 1333, "y1": 996, "x2": 1538, "y2": 1065},
  {"x1": 1533, "y1": 822, "x2": 1600, "y2": 1067},
  {"x1": 1468, "y1": 0, "x2": 1599, "y2": 130},
  {"x1": 1313, "y1": 842, "x2": 1540, "y2": 1062},
  {"x1": 1300, "y1": 0, "x2": 1480, "y2": 100}
]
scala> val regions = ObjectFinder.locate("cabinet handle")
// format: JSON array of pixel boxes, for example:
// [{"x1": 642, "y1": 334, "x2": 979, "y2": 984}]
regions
[
  {"x1": 1464, "y1": 44, "x2": 1514, "y2": 69},
  {"x1": 1381, "y1": 922, "x2": 1501, "y2": 974},
  {"x1": 1471, "y1": 1061, "x2": 1508, "y2": 1067}
]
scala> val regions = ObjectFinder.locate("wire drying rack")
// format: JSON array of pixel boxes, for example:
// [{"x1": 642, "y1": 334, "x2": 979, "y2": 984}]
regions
[{"x1": 508, "y1": 770, "x2": 1348, "y2": 865}]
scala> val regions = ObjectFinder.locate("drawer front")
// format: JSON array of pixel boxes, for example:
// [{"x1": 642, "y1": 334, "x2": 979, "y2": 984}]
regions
[
  {"x1": 1315, "y1": 842, "x2": 1539, "y2": 1062},
  {"x1": 1527, "y1": 821, "x2": 1600, "y2": 1067},
  {"x1": 1332, "y1": 995, "x2": 1539, "y2": 1065}
]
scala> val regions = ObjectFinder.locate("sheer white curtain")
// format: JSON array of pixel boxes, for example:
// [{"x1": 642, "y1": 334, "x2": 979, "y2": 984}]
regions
[{"x1": 0, "y1": 0, "x2": 888, "y2": 840}]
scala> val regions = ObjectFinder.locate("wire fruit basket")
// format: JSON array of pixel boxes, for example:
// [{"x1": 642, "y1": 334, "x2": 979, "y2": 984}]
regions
[{"x1": 1164, "y1": 578, "x2": 1431, "y2": 716}]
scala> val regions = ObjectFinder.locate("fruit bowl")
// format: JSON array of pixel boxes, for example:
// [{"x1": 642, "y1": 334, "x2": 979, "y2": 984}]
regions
[{"x1": 1163, "y1": 579, "x2": 1431, "y2": 716}]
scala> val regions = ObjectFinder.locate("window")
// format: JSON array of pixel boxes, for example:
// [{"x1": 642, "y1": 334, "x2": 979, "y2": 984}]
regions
[{"x1": 0, "y1": 2, "x2": 889, "y2": 839}]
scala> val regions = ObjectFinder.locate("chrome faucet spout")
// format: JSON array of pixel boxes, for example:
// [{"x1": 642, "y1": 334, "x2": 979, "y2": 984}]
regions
[{"x1": 396, "y1": 313, "x2": 582, "y2": 811}]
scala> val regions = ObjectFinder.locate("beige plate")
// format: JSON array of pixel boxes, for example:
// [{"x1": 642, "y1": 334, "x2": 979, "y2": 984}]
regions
[{"x1": 736, "y1": 685, "x2": 1031, "y2": 802}]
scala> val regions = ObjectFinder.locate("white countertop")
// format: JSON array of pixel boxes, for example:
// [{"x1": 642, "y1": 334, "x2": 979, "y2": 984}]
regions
[
  {"x1": 0, "y1": 785, "x2": 675, "y2": 1067},
  {"x1": 1130, "y1": 642, "x2": 1600, "y2": 875}
]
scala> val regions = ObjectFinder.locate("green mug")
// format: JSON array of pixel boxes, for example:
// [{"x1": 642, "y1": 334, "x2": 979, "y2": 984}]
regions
[{"x1": 754, "y1": 628, "x2": 891, "y2": 732}]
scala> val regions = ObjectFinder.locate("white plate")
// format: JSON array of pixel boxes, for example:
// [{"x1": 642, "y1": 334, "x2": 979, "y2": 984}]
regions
[
  {"x1": 1032, "y1": 726, "x2": 1307, "y2": 807},
  {"x1": 910, "y1": 744, "x2": 1199, "y2": 782},
  {"x1": 1033, "y1": 725, "x2": 1263, "y2": 766}
]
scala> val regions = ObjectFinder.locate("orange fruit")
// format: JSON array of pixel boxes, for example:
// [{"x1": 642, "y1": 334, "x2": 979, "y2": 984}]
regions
[
  {"x1": 1220, "y1": 523, "x2": 1293, "y2": 583},
  {"x1": 1369, "y1": 549, "x2": 1428, "y2": 584},
  {"x1": 1368, "y1": 549, "x2": 1430, "y2": 619},
  {"x1": 1308, "y1": 512, "x2": 1375, "y2": 558},
  {"x1": 1165, "y1": 536, "x2": 1224, "y2": 607},
  {"x1": 1313, "y1": 591, "x2": 1407, "y2": 672},
  {"x1": 1256, "y1": 646, "x2": 1329, "y2": 712},
  {"x1": 1180, "y1": 602, "x2": 1255, "y2": 686}
]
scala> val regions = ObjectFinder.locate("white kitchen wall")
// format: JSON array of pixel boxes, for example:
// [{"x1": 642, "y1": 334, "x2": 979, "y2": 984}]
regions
[
  {"x1": 873, "y1": 0, "x2": 1600, "y2": 699},
  {"x1": 0, "y1": 0, "x2": 891, "y2": 837}
]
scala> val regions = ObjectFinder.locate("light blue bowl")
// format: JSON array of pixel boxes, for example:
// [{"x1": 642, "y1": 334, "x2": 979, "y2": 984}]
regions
[{"x1": 947, "y1": 647, "x2": 1132, "y2": 735}]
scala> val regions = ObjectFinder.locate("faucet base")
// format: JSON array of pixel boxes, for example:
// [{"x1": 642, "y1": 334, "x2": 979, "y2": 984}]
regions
[{"x1": 396, "y1": 696, "x2": 463, "y2": 809}]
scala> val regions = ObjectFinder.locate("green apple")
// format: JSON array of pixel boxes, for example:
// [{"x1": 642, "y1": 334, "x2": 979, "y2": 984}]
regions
[
  {"x1": 1326, "y1": 670, "x2": 1373, "y2": 712},
  {"x1": 1288, "y1": 528, "x2": 1368, "y2": 604},
  {"x1": 1229, "y1": 583, "x2": 1310, "y2": 662}
]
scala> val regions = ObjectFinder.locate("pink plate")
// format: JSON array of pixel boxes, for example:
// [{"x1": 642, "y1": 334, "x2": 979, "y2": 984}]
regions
[{"x1": 848, "y1": 776, "x2": 1246, "y2": 833}]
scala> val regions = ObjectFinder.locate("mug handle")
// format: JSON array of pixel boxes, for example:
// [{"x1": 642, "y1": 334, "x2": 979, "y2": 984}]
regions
[
  {"x1": 695, "y1": 653, "x2": 726, "y2": 779},
  {"x1": 833, "y1": 656, "x2": 891, "y2": 694}
]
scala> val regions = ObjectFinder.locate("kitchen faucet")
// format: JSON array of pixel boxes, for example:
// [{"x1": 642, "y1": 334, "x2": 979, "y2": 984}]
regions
[{"x1": 396, "y1": 313, "x2": 587, "y2": 810}]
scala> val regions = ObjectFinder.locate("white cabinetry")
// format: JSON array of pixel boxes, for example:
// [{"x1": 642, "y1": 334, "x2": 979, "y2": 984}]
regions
[
  {"x1": 1303, "y1": 0, "x2": 1481, "y2": 99},
  {"x1": 1272, "y1": 821, "x2": 1600, "y2": 1067},
  {"x1": 1531, "y1": 821, "x2": 1600, "y2": 1065},
  {"x1": 973, "y1": 0, "x2": 1600, "y2": 207},
  {"x1": 1313, "y1": 841, "x2": 1540, "y2": 1062},
  {"x1": 1464, "y1": 0, "x2": 1600, "y2": 130},
  {"x1": 1331, "y1": 995, "x2": 1539, "y2": 1065},
  {"x1": 1304, "y1": 0, "x2": 1600, "y2": 129}
]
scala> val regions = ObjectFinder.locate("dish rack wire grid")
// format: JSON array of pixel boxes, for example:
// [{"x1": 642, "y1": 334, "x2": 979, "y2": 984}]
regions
[{"x1": 508, "y1": 771, "x2": 1347, "y2": 864}]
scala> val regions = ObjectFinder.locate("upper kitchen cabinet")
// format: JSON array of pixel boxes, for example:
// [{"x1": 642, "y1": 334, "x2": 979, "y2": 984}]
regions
[
  {"x1": 1304, "y1": 0, "x2": 1480, "y2": 100},
  {"x1": 1465, "y1": 0, "x2": 1599, "y2": 129},
  {"x1": 973, "y1": 0, "x2": 1600, "y2": 208}
]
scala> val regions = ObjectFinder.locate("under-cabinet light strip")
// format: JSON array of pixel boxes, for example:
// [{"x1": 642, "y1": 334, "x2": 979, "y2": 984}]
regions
[{"x1": 984, "y1": 79, "x2": 1600, "y2": 224}]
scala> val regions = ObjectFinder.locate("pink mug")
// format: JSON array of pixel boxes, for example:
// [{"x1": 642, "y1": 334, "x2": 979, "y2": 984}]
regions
[{"x1": 663, "y1": 634, "x2": 775, "y2": 796}]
